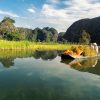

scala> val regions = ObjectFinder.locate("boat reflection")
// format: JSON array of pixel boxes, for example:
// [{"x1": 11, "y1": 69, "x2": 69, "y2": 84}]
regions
[{"x1": 61, "y1": 57, "x2": 100, "y2": 75}]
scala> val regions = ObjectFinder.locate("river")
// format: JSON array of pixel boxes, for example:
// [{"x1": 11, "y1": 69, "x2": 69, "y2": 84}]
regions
[{"x1": 0, "y1": 50, "x2": 100, "y2": 100}]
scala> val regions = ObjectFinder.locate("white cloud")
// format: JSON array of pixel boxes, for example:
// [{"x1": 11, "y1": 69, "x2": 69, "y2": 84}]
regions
[
  {"x1": 12, "y1": 0, "x2": 100, "y2": 32},
  {"x1": 27, "y1": 8, "x2": 35, "y2": 13},
  {"x1": 42, "y1": 4, "x2": 67, "y2": 18},
  {"x1": 41, "y1": 0, "x2": 100, "y2": 32},
  {"x1": 0, "y1": 10, "x2": 19, "y2": 17}
]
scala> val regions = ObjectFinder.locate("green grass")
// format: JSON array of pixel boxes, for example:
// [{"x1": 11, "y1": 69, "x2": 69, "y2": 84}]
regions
[{"x1": 0, "y1": 40, "x2": 77, "y2": 51}]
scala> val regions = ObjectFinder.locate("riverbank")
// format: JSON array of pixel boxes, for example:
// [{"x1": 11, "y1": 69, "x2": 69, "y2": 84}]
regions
[{"x1": 0, "y1": 40, "x2": 77, "y2": 51}]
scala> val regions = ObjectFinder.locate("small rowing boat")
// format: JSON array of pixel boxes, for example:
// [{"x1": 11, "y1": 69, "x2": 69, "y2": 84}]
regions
[
  {"x1": 61, "y1": 53, "x2": 99, "y2": 60},
  {"x1": 61, "y1": 45, "x2": 99, "y2": 60}
]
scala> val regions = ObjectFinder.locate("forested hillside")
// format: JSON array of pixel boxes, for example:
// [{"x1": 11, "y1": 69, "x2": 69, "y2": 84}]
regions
[
  {"x1": 63, "y1": 17, "x2": 100, "y2": 44},
  {"x1": 0, "y1": 17, "x2": 59, "y2": 42}
]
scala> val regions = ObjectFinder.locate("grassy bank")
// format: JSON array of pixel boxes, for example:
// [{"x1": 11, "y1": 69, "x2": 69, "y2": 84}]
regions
[{"x1": 0, "y1": 40, "x2": 77, "y2": 51}]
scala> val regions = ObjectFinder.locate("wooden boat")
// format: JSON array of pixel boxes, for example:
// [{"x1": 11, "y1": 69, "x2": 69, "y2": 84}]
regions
[
  {"x1": 61, "y1": 54, "x2": 75, "y2": 59},
  {"x1": 61, "y1": 53, "x2": 99, "y2": 60}
]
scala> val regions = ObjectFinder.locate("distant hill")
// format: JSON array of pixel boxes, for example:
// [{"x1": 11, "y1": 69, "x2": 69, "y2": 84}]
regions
[
  {"x1": 0, "y1": 17, "x2": 58, "y2": 42},
  {"x1": 63, "y1": 17, "x2": 100, "y2": 44},
  {"x1": 57, "y1": 32, "x2": 67, "y2": 43}
]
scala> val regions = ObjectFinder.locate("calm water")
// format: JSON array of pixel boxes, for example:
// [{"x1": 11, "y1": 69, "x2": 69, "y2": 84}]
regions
[{"x1": 0, "y1": 50, "x2": 100, "y2": 100}]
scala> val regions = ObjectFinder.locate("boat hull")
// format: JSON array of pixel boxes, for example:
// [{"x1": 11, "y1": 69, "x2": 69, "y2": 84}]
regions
[
  {"x1": 61, "y1": 53, "x2": 99, "y2": 60},
  {"x1": 61, "y1": 54, "x2": 75, "y2": 59}
]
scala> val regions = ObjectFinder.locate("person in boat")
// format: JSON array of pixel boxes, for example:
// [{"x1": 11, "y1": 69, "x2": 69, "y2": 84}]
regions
[
  {"x1": 90, "y1": 43, "x2": 94, "y2": 49},
  {"x1": 90, "y1": 43, "x2": 99, "y2": 54}
]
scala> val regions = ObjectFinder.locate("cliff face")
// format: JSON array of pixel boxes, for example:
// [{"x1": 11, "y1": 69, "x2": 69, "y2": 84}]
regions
[{"x1": 63, "y1": 17, "x2": 100, "y2": 44}]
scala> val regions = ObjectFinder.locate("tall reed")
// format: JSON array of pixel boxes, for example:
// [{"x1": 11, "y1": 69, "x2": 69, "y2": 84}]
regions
[{"x1": 0, "y1": 40, "x2": 77, "y2": 51}]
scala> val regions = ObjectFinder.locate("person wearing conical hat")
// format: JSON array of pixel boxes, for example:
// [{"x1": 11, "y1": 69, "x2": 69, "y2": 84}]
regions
[
  {"x1": 90, "y1": 43, "x2": 94, "y2": 50},
  {"x1": 93, "y1": 43, "x2": 98, "y2": 54}
]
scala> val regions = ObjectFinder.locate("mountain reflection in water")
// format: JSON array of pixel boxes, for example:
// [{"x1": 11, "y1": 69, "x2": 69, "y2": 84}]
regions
[
  {"x1": 0, "y1": 50, "x2": 100, "y2": 76},
  {"x1": 0, "y1": 50, "x2": 60, "y2": 68},
  {"x1": 0, "y1": 50, "x2": 100, "y2": 100},
  {"x1": 61, "y1": 57, "x2": 100, "y2": 75}
]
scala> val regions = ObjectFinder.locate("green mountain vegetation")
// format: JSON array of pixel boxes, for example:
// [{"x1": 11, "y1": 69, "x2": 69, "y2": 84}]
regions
[
  {"x1": 0, "y1": 17, "x2": 20, "y2": 40},
  {"x1": 0, "y1": 17, "x2": 59, "y2": 42},
  {"x1": 1, "y1": 16, "x2": 99, "y2": 45},
  {"x1": 63, "y1": 17, "x2": 100, "y2": 44},
  {"x1": 79, "y1": 30, "x2": 91, "y2": 44},
  {"x1": 57, "y1": 32, "x2": 67, "y2": 43}
]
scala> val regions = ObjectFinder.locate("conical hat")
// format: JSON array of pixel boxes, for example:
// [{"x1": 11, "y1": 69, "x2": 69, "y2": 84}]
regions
[{"x1": 93, "y1": 43, "x2": 97, "y2": 46}]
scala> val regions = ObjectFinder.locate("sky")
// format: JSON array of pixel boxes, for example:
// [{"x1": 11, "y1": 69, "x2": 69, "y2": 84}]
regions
[{"x1": 0, "y1": 0, "x2": 100, "y2": 32}]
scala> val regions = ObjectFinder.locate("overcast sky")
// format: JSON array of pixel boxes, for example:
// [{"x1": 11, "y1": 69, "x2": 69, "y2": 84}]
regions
[{"x1": 0, "y1": 0, "x2": 100, "y2": 32}]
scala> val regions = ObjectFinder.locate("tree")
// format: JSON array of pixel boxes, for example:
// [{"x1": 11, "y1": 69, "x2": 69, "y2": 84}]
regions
[
  {"x1": 0, "y1": 17, "x2": 59, "y2": 42},
  {"x1": 79, "y1": 30, "x2": 91, "y2": 44},
  {"x1": 17, "y1": 27, "x2": 33, "y2": 40},
  {"x1": 42, "y1": 27, "x2": 58, "y2": 42},
  {"x1": 0, "y1": 17, "x2": 20, "y2": 40},
  {"x1": 1, "y1": 16, "x2": 15, "y2": 23},
  {"x1": 57, "y1": 32, "x2": 65, "y2": 43}
]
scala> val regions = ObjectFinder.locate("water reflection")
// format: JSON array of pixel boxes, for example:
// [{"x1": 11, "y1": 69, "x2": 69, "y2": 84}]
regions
[
  {"x1": 61, "y1": 57, "x2": 100, "y2": 75},
  {"x1": 32, "y1": 50, "x2": 58, "y2": 60},
  {"x1": 0, "y1": 50, "x2": 100, "y2": 100},
  {"x1": 1, "y1": 50, "x2": 100, "y2": 76},
  {"x1": 0, "y1": 50, "x2": 59, "y2": 68},
  {"x1": 0, "y1": 58, "x2": 14, "y2": 68}
]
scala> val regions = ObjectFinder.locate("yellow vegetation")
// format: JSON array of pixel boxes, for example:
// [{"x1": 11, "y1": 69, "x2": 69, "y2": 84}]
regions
[
  {"x1": 64, "y1": 45, "x2": 97, "y2": 56},
  {"x1": 0, "y1": 40, "x2": 76, "y2": 51}
]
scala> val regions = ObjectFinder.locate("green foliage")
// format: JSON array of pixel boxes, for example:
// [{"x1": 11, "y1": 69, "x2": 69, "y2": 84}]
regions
[
  {"x1": 0, "y1": 17, "x2": 59, "y2": 42},
  {"x1": 0, "y1": 16, "x2": 19, "y2": 40},
  {"x1": 1, "y1": 16, "x2": 15, "y2": 23},
  {"x1": 0, "y1": 28, "x2": 20, "y2": 41},
  {"x1": 57, "y1": 32, "x2": 65, "y2": 42},
  {"x1": 79, "y1": 30, "x2": 91, "y2": 44},
  {"x1": 26, "y1": 27, "x2": 58, "y2": 42},
  {"x1": 17, "y1": 27, "x2": 33, "y2": 40},
  {"x1": 5, "y1": 32, "x2": 20, "y2": 40},
  {"x1": 17, "y1": 27, "x2": 59, "y2": 42}
]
